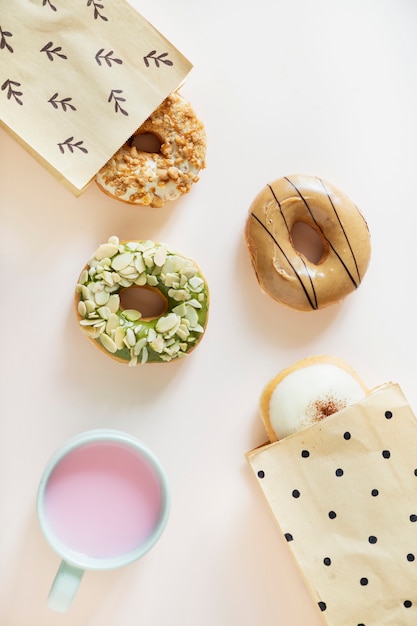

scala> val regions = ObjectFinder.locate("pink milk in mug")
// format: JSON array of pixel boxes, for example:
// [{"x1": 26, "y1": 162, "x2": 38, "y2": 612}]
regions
[{"x1": 37, "y1": 430, "x2": 170, "y2": 612}]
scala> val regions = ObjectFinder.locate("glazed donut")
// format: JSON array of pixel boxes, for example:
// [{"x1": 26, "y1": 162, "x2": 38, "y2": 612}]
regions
[
  {"x1": 96, "y1": 92, "x2": 206, "y2": 207},
  {"x1": 75, "y1": 236, "x2": 209, "y2": 365},
  {"x1": 260, "y1": 355, "x2": 368, "y2": 441},
  {"x1": 245, "y1": 174, "x2": 371, "y2": 311}
]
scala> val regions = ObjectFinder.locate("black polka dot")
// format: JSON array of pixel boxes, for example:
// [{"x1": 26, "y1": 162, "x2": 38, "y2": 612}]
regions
[
  {"x1": 328, "y1": 511, "x2": 337, "y2": 519},
  {"x1": 382, "y1": 450, "x2": 391, "y2": 459},
  {"x1": 292, "y1": 489, "x2": 300, "y2": 498},
  {"x1": 335, "y1": 468, "x2": 344, "y2": 477},
  {"x1": 301, "y1": 450, "x2": 310, "y2": 458},
  {"x1": 414, "y1": 469, "x2": 417, "y2": 477},
  {"x1": 407, "y1": 553, "x2": 415, "y2": 562},
  {"x1": 323, "y1": 557, "x2": 331, "y2": 566},
  {"x1": 318, "y1": 601, "x2": 327, "y2": 612},
  {"x1": 358, "y1": 623, "x2": 366, "y2": 626},
  {"x1": 257, "y1": 470, "x2": 265, "y2": 479},
  {"x1": 410, "y1": 514, "x2": 417, "y2": 522},
  {"x1": 371, "y1": 489, "x2": 379, "y2": 496},
  {"x1": 368, "y1": 536, "x2": 377, "y2": 544},
  {"x1": 404, "y1": 600, "x2": 412, "y2": 608},
  {"x1": 284, "y1": 533, "x2": 293, "y2": 542},
  {"x1": 385, "y1": 410, "x2": 393, "y2": 419},
  {"x1": 360, "y1": 577, "x2": 369, "y2": 586},
  {"x1": 343, "y1": 431, "x2": 351, "y2": 440}
]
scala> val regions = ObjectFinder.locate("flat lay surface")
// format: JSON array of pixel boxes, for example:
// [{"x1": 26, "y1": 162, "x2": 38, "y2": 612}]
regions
[{"x1": 1, "y1": 0, "x2": 417, "y2": 624}]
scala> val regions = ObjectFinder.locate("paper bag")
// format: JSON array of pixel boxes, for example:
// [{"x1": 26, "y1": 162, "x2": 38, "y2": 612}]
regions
[
  {"x1": 246, "y1": 383, "x2": 417, "y2": 625},
  {"x1": 0, "y1": 0, "x2": 193, "y2": 194}
]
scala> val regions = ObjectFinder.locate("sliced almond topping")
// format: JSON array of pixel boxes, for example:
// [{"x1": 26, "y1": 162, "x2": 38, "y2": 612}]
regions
[
  {"x1": 100, "y1": 333, "x2": 118, "y2": 353},
  {"x1": 124, "y1": 309, "x2": 142, "y2": 322},
  {"x1": 125, "y1": 327, "x2": 136, "y2": 347},
  {"x1": 95, "y1": 290, "x2": 110, "y2": 306},
  {"x1": 154, "y1": 245, "x2": 167, "y2": 267},
  {"x1": 111, "y1": 252, "x2": 134, "y2": 271},
  {"x1": 78, "y1": 301, "x2": 87, "y2": 317},
  {"x1": 134, "y1": 253, "x2": 146, "y2": 274},
  {"x1": 107, "y1": 294, "x2": 120, "y2": 314},
  {"x1": 79, "y1": 269, "x2": 89, "y2": 285},
  {"x1": 95, "y1": 243, "x2": 118, "y2": 261},
  {"x1": 106, "y1": 313, "x2": 119, "y2": 333},
  {"x1": 113, "y1": 327, "x2": 125, "y2": 350},
  {"x1": 156, "y1": 313, "x2": 180, "y2": 334}
]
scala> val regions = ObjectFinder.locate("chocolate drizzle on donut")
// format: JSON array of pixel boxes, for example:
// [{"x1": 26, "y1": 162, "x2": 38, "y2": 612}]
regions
[
  {"x1": 318, "y1": 178, "x2": 362, "y2": 284},
  {"x1": 250, "y1": 211, "x2": 318, "y2": 310},
  {"x1": 249, "y1": 180, "x2": 320, "y2": 310},
  {"x1": 245, "y1": 174, "x2": 371, "y2": 311},
  {"x1": 268, "y1": 183, "x2": 319, "y2": 309},
  {"x1": 284, "y1": 176, "x2": 360, "y2": 289}
]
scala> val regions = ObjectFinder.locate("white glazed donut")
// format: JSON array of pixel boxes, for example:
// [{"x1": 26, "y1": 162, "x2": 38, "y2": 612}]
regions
[
  {"x1": 260, "y1": 356, "x2": 368, "y2": 441},
  {"x1": 96, "y1": 92, "x2": 206, "y2": 207},
  {"x1": 75, "y1": 236, "x2": 209, "y2": 365}
]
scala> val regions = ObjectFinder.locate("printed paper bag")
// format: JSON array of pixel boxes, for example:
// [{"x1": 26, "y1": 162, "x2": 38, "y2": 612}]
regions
[
  {"x1": 246, "y1": 383, "x2": 417, "y2": 626},
  {"x1": 0, "y1": 0, "x2": 193, "y2": 194}
]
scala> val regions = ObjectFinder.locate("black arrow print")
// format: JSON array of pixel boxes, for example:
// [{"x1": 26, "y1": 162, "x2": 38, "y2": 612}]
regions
[
  {"x1": 42, "y1": 0, "x2": 57, "y2": 10},
  {"x1": 48, "y1": 93, "x2": 77, "y2": 111},
  {"x1": 58, "y1": 137, "x2": 88, "y2": 154},
  {"x1": 40, "y1": 41, "x2": 68, "y2": 61},
  {"x1": 1, "y1": 79, "x2": 23, "y2": 105},
  {"x1": 108, "y1": 89, "x2": 128, "y2": 116},
  {"x1": 143, "y1": 50, "x2": 173, "y2": 68},
  {"x1": 87, "y1": 0, "x2": 108, "y2": 21},
  {"x1": 0, "y1": 27, "x2": 13, "y2": 53},
  {"x1": 95, "y1": 49, "x2": 122, "y2": 67}
]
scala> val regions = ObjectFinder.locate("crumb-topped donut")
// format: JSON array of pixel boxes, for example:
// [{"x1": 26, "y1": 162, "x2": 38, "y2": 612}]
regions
[
  {"x1": 75, "y1": 236, "x2": 209, "y2": 365},
  {"x1": 260, "y1": 355, "x2": 368, "y2": 441},
  {"x1": 245, "y1": 174, "x2": 371, "y2": 311},
  {"x1": 96, "y1": 92, "x2": 206, "y2": 207}
]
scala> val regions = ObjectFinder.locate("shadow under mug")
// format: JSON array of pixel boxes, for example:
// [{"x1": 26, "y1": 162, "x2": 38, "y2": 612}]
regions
[{"x1": 37, "y1": 429, "x2": 170, "y2": 612}]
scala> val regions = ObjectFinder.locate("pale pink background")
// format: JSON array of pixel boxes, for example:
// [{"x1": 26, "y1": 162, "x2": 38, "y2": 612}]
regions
[{"x1": 1, "y1": 1, "x2": 417, "y2": 624}]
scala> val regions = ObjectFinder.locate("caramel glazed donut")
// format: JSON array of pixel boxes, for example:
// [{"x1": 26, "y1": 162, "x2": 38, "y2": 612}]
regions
[
  {"x1": 245, "y1": 174, "x2": 371, "y2": 311},
  {"x1": 259, "y1": 355, "x2": 369, "y2": 442},
  {"x1": 75, "y1": 237, "x2": 209, "y2": 365},
  {"x1": 96, "y1": 92, "x2": 206, "y2": 207}
]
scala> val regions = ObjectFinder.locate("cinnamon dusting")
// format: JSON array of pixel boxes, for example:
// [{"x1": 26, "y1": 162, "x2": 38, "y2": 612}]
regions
[{"x1": 306, "y1": 394, "x2": 347, "y2": 425}]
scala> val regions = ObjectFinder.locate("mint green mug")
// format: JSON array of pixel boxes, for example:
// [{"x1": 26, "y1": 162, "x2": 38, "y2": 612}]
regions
[{"x1": 37, "y1": 429, "x2": 170, "y2": 612}]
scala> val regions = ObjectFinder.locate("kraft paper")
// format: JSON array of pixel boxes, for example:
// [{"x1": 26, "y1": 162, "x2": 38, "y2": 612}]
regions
[
  {"x1": 246, "y1": 383, "x2": 417, "y2": 625},
  {"x1": 0, "y1": 0, "x2": 192, "y2": 194}
]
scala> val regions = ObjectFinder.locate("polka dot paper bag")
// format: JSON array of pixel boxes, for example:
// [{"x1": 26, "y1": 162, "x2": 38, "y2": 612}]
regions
[
  {"x1": 246, "y1": 383, "x2": 417, "y2": 626},
  {"x1": 0, "y1": 0, "x2": 192, "y2": 194}
]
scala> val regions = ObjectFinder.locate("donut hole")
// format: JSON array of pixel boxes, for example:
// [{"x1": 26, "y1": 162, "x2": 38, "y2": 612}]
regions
[
  {"x1": 119, "y1": 285, "x2": 168, "y2": 320},
  {"x1": 129, "y1": 133, "x2": 163, "y2": 154},
  {"x1": 290, "y1": 222, "x2": 326, "y2": 264}
]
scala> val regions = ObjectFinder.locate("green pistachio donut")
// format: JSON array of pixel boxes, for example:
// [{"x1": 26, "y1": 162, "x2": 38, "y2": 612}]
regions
[{"x1": 75, "y1": 236, "x2": 209, "y2": 365}]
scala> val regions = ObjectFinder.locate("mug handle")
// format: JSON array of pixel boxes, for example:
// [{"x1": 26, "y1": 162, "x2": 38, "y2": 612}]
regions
[{"x1": 47, "y1": 560, "x2": 85, "y2": 612}]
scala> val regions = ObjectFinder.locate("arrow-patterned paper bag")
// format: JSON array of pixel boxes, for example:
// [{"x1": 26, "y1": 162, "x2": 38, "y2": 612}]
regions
[
  {"x1": 246, "y1": 383, "x2": 417, "y2": 626},
  {"x1": 0, "y1": 0, "x2": 193, "y2": 194}
]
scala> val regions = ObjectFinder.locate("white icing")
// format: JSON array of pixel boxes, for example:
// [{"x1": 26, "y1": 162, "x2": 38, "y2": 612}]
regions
[{"x1": 268, "y1": 364, "x2": 366, "y2": 439}]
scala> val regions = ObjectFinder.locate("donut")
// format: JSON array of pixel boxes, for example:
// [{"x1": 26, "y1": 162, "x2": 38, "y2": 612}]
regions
[
  {"x1": 96, "y1": 92, "x2": 206, "y2": 207},
  {"x1": 260, "y1": 355, "x2": 368, "y2": 441},
  {"x1": 245, "y1": 174, "x2": 371, "y2": 311},
  {"x1": 75, "y1": 236, "x2": 209, "y2": 365}
]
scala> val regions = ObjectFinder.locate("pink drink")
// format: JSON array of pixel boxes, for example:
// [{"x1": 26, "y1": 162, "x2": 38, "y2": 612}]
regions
[{"x1": 44, "y1": 441, "x2": 162, "y2": 559}]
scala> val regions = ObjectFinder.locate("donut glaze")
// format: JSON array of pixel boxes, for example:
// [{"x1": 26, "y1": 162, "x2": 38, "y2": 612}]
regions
[
  {"x1": 96, "y1": 92, "x2": 206, "y2": 207},
  {"x1": 260, "y1": 356, "x2": 368, "y2": 441},
  {"x1": 75, "y1": 237, "x2": 209, "y2": 365},
  {"x1": 245, "y1": 174, "x2": 371, "y2": 311}
]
